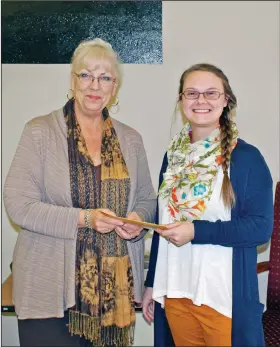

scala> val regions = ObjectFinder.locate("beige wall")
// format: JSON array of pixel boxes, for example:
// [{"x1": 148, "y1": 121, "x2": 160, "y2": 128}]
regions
[{"x1": 2, "y1": 2, "x2": 279, "y2": 345}]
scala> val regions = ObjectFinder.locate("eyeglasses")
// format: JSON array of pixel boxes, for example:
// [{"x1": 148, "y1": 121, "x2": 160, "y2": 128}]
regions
[
  {"x1": 75, "y1": 73, "x2": 116, "y2": 87},
  {"x1": 181, "y1": 89, "x2": 225, "y2": 100}
]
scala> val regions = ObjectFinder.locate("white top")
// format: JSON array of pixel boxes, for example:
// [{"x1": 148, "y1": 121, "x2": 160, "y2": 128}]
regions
[{"x1": 153, "y1": 167, "x2": 233, "y2": 318}]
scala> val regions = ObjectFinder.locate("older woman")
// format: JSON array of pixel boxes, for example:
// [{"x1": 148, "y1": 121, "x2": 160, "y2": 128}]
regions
[{"x1": 4, "y1": 38, "x2": 156, "y2": 347}]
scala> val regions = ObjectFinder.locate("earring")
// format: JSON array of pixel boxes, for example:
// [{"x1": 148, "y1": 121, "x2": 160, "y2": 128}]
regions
[
  {"x1": 67, "y1": 89, "x2": 75, "y2": 100},
  {"x1": 110, "y1": 96, "x2": 120, "y2": 114},
  {"x1": 111, "y1": 96, "x2": 119, "y2": 107}
]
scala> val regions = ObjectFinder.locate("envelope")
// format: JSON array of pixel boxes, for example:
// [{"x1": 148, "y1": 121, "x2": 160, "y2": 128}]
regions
[{"x1": 101, "y1": 212, "x2": 168, "y2": 230}]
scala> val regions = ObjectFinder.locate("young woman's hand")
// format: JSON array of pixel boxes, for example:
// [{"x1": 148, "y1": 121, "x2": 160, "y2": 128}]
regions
[{"x1": 156, "y1": 221, "x2": 194, "y2": 246}]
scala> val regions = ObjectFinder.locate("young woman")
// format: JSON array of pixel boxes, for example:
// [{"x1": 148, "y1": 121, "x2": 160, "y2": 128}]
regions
[{"x1": 143, "y1": 63, "x2": 273, "y2": 347}]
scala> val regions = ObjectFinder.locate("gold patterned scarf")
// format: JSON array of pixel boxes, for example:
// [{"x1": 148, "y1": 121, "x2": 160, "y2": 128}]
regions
[
  {"x1": 159, "y1": 122, "x2": 238, "y2": 221},
  {"x1": 64, "y1": 100, "x2": 135, "y2": 346}
]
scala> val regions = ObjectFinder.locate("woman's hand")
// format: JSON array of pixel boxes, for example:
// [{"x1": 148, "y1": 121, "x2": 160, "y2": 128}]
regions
[
  {"x1": 156, "y1": 221, "x2": 195, "y2": 247},
  {"x1": 115, "y1": 212, "x2": 143, "y2": 240},
  {"x1": 142, "y1": 287, "x2": 154, "y2": 323},
  {"x1": 89, "y1": 208, "x2": 124, "y2": 233}
]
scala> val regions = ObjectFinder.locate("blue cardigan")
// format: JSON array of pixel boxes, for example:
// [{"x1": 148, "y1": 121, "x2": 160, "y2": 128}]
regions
[{"x1": 145, "y1": 139, "x2": 274, "y2": 347}]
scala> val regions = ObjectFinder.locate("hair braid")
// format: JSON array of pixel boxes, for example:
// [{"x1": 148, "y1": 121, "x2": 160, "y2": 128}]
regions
[{"x1": 219, "y1": 107, "x2": 235, "y2": 207}]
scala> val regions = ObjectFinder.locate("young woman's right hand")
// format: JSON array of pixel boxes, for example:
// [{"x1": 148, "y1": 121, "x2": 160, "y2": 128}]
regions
[{"x1": 142, "y1": 287, "x2": 154, "y2": 323}]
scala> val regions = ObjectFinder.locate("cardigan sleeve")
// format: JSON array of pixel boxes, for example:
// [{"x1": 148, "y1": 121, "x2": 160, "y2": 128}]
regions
[
  {"x1": 129, "y1": 135, "x2": 157, "y2": 243},
  {"x1": 3, "y1": 121, "x2": 81, "y2": 239},
  {"x1": 131, "y1": 135, "x2": 157, "y2": 224},
  {"x1": 144, "y1": 152, "x2": 168, "y2": 286},
  {"x1": 192, "y1": 147, "x2": 274, "y2": 248}
]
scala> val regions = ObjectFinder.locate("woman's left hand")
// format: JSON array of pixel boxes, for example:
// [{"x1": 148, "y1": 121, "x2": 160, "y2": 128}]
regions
[
  {"x1": 156, "y1": 221, "x2": 195, "y2": 247},
  {"x1": 115, "y1": 212, "x2": 143, "y2": 240}
]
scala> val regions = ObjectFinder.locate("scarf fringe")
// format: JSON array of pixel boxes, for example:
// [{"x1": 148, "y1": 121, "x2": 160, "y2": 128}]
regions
[{"x1": 68, "y1": 310, "x2": 135, "y2": 346}]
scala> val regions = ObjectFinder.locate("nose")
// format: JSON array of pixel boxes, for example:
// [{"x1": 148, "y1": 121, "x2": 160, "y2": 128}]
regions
[
  {"x1": 197, "y1": 93, "x2": 207, "y2": 103},
  {"x1": 89, "y1": 77, "x2": 100, "y2": 90}
]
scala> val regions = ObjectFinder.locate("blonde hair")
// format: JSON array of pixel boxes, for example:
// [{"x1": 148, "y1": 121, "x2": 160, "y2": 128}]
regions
[{"x1": 71, "y1": 38, "x2": 122, "y2": 87}]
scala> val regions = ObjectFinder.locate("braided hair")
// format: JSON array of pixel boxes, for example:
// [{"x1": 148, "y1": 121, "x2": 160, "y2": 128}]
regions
[{"x1": 178, "y1": 63, "x2": 237, "y2": 208}]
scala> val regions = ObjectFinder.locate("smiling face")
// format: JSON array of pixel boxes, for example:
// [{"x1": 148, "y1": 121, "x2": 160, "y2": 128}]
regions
[
  {"x1": 71, "y1": 58, "x2": 118, "y2": 117},
  {"x1": 181, "y1": 71, "x2": 228, "y2": 130}
]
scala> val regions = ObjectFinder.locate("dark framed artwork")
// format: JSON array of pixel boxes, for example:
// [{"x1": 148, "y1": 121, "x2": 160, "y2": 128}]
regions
[{"x1": 1, "y1": 0, "x2": 162, "y2": 64}]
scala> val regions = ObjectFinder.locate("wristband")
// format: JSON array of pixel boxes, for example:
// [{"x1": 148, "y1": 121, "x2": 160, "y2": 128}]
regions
[{"x1": 84, "y1": 209, "x2": 92, "y2": 229}]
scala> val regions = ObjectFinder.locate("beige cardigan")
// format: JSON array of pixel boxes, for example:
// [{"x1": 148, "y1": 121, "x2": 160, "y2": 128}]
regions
[{"x1": 3, "y1": 108, "x2": 157, "y2": 319}]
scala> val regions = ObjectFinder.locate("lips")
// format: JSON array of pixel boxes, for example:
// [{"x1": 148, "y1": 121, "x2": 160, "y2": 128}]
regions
[{"x1": 87, "y1": 95, "x2": 101, "y2": 101}]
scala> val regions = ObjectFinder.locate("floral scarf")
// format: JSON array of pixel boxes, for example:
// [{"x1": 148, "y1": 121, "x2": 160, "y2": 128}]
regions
[
  {"x1": 64, "y1": 100, "x2": 135, "y2": 346},
  {"x1": 158, "y1": 122, "x2": 238, "y2": 221}
]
